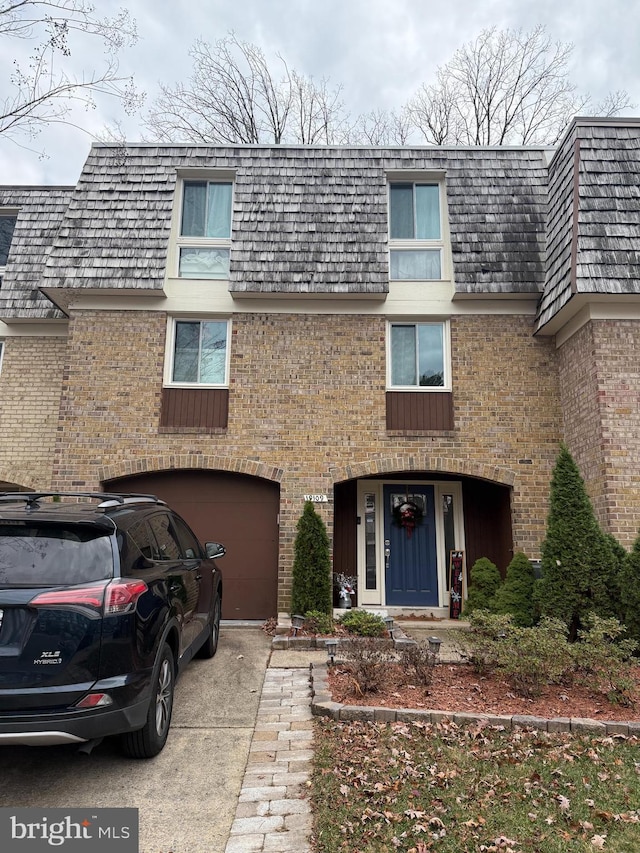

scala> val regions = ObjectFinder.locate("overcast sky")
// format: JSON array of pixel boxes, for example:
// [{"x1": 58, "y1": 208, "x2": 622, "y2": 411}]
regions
[{"x1": 1, "y1": 0, "x2": 638, "y2": 185}]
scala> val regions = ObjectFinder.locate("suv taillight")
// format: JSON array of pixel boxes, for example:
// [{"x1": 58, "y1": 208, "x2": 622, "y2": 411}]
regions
[
  {"x1": 30, "y1": 580, "x2": 148, "y2": 615},
  {"x1": 30, "y1": 584, "x2": 108, "y2": 611},
  {"x1": 105, "y1": 580, "x2": 148, "y2": 615}
]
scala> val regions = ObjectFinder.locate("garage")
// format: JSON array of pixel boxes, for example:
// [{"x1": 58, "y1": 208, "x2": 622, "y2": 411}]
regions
[{"x1": 104, "y1": 470, "x2": 280, "y2": 620}]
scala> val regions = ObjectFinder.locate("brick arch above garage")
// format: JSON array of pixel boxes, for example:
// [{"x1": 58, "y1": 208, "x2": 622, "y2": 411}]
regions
[
  {"x1": 103, "y1": 468, "x2": 280, "y2": 621},
  {"x1": 0, "y1": 469, "x2": 39, "y2": 491},
  {"x1": 329, "y1": 455, "x2": 519, "y2": 488},
  {"x1": 99, "y1": 455, "x2": 284, "y2": 485}
]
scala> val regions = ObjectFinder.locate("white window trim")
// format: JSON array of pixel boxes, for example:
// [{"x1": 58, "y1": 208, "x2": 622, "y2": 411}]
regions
[
  {"x1": 386, "y1": 319, "x2": 451, "y2": 392},
  {"x1": 163, "y1": 316, "x2": 231, "y2": 388},
  {"x1": 169, "y1": 174, "x2": 235, "y2": 281},
  {"x1": 0, "y1": 340, "x2": 4, "y2": 376},
  {"x1": 388, "y1": 181, "x2": 447, "y2": 281}
]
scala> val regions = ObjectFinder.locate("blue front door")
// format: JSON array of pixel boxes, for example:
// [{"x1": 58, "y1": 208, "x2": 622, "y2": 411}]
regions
[{"x1": 384, "y1": 485, "x2": 438, "y2": 606}]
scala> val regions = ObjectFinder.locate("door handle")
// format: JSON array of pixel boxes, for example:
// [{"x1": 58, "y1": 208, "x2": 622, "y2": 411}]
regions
[{"x1": 384, "y1": 540, "x2": 391, "y2": 571}]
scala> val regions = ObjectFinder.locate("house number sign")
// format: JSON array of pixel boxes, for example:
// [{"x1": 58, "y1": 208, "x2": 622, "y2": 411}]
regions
[{"x1": 304, "y1": 494, "x2": 328, "y2": 502}]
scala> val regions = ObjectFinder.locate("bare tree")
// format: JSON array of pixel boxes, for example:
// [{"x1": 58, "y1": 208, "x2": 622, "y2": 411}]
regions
[
  {"x1": 407, "y1": 26, "x2": 634, "y2": 146},
  {"x1": 350, "y1": 107, "x2": 413, "y2": 146},
  {"x1": 0, "y1": 1, "x2": 142, "y2": 141},
  {"x1": 143, "y1": 32, "x2": 349, "y2": 145}
]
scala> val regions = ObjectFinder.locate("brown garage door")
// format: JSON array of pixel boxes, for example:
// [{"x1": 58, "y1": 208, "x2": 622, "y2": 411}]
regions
[{"x1": 104, "y1": 470, "x2": 280, "y2": 620}]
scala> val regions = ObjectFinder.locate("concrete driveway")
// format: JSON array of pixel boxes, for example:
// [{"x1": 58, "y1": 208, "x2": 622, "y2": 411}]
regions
[{"x1": 0, "y1": 627, "x2": 271, "y2": 853}]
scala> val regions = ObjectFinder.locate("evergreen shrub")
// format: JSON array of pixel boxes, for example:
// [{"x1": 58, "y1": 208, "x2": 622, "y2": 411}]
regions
[
  {"x1": 290, "y1": 501, "x2": 332, "y2": 615},
  {"x1": 463, "y1": 557, "x2": 502, "y2": 616},
  {"x1": 492, "y1": 551, "x2": 536, "y2": 626}
]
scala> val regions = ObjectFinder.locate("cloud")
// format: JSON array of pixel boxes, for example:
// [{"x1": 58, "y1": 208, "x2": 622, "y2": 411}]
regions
[{"x1": 0, "y1": 0, "x2": 638, "y2": 183}]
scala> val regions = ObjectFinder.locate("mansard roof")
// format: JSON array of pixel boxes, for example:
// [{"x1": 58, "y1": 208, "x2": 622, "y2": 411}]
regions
[
  {"x1": 536, "y1": 118, "x2": 640, "y2": 331},
  {"x1": 1, "y1": 144, "x2": 549, "y2": 318},
  {"x1": 1, "y1": 119, "x2": 640, "y2": 330},
  {"x1": 0, "y1": 186, "x2": 73, "y2": 319}
]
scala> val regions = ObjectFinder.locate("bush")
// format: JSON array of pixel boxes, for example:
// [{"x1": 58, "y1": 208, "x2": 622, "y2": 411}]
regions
[
  {"x1": 575, "y1": 614, "x2": 637, "y2": 705},
  {"x1": 303, "y1": 610, "x2": 335, "y2": 635},
  {"x1": 455, "y1": 611, "x2": 573, "y2": 697},
  {"x1": 456, "y1": 610, "x2": 637, "y2": 702},
  {"x1": 339, "y1": 609, "x2": 387, "y2": 637},
  {"x1": 290, "y1": 501, "x2": 332, "y2": 615},
  {"x1": 492, "y1": 551, "x2": 536, "y2": 626},
  {"x1": 340, "y1": 638, "x2": 394, "y2": 695},
  {"x1": 397, "y1": 641, "x2": 437, "y2": 690},
  {"x1": 618, "y1": 533, "x2": 640, "y2": 650},
  {"x1": 463, "y1": 557, "x2": 502, "y2": 616}
]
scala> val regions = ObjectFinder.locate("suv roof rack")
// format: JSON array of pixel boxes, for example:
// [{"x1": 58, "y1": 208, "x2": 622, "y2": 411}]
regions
[{"x1": 0, "y1": 492, "x2": 166, "y2": 509}]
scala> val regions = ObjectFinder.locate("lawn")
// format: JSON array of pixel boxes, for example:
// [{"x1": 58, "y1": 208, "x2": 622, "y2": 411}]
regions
[{"x1": 311, "y1": 718, "x2": 640, "y2": 852}]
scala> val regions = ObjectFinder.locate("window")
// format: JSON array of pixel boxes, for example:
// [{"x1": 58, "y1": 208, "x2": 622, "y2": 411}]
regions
[
  {"x1": 0, "y1": 212, "x2": 17, "y2": 275},
  {"x1": 177, "y1": 181, "x2": 232, "y2": 279},
  {"x1": 0, "y1": 341, "x2": 4, "y2": 375},
  {"x1": 389, "y1": 322, "x2": 448, "y2": 389},
  {"x1": 147, "y1": 514, "x2": 182, "y2": 561},
  {"x1": 167, "y1": 319, "x2": 229, "y2": 387},
  {"x1": 389, "y1": 183, "x2": 442, "y2": 280},
  {"x1": 171, "y1": 514, "x2": 202, "y2": 559}
]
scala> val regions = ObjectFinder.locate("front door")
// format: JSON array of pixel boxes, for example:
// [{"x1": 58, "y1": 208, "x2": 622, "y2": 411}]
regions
[{"x1": 384, "y1": 485, "x2": 438, "y2": 606}]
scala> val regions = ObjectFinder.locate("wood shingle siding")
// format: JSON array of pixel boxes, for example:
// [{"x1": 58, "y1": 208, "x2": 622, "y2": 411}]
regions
[
  {"x1": 0, "y1": 186, "x2": 73, "y2": 319},
  {"x1": 1, "y1": 144, "x2": 550, "y2": 318},
  {"x1": 536, "y1": 118, "x2": 640, "y2": 331}
]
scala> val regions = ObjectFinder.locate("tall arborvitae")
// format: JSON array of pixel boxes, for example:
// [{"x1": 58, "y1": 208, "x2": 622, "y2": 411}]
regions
[
  {"x1": 290, "y1": 501, "x2": 332, "y2": 616},
  {"x1": 492, "y1": 551, "x2": 536, "y2": 626},
  {"x1": 533, "y1": 444, "x2": 618, "y2": 640}
]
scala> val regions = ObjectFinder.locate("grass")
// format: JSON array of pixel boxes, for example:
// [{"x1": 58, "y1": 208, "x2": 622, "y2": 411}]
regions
[{"x1": 311, "y1": 718, "x2": 640, "y2": 852}]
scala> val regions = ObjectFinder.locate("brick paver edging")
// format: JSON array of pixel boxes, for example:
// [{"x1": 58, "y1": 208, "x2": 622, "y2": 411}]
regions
[
  {"x1": 272, "y1": 626, "x2": 415, "y2": 650},
  {"x1": 309, "y1": 663, "x2": 640, "y2": 737}
]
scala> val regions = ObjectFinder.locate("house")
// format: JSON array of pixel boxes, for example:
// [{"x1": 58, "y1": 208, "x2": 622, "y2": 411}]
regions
[{"x1": 1, "y1": 117, "x2": 639, "y2": 621}]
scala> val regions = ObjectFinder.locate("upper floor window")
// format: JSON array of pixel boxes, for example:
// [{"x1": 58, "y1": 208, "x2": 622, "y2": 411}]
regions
[
  {"x1": 0, "y1": 212, "x2": 18, "y2": 272},
  {"x1": 177, "y1": 181, "x2": 232, "y2": 279},
  {"x1": 389, "y1": 322, "x2": 449, "y2": 390},
  {"x1": 389, "y1": 183, "x2": 442, "y2": 280},
  {"x1": 0, "y1": 341, "x2": 4, "y2": 376},
  {"x1": 165, "y1": 318, "x2": 229, "y2": 387}
]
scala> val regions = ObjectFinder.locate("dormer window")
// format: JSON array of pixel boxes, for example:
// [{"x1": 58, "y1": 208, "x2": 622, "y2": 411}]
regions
[
  {"x1": 389, "y1": 183, "x2": 442, "y2": 280},
  {"x1": 177, "y1": 181, "x2": 232, "y2": 279}
]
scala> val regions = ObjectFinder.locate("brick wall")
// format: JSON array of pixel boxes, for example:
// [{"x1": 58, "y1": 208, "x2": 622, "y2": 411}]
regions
[
  {"x1": 47, "y1": 309, "x2": 563, "y2": 608},
  {"x1": 559, "y1": 319, "x2": 640, "y2": 547},
  {"x1": 0, "y1": 336, "x2": 66, "y2": 489}
]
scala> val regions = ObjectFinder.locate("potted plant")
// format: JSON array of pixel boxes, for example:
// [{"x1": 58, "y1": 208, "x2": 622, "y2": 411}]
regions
[{"x1": 334, "y1": 573, "x2": 357, "y2": 609}]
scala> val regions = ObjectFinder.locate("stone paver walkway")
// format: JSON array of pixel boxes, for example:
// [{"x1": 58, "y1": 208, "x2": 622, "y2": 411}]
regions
[{"x1": 224, "y1": 668, "x2": 313, "y2": 853}]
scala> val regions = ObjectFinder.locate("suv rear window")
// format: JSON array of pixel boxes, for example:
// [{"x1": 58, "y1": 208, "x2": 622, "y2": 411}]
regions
[{"x1": 0, "y1": 522, "x2": 114, "y2": 586}]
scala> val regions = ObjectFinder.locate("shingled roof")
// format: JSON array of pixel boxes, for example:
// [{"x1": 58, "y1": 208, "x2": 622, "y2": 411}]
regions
[
  {"x1": 0, "y1": 143, "x2": 549, "y2": 320},
  {"x1": 0, "y1": 186, "x2": 73, "y2": 319},
  {"x1": 536, "y1": 118, "x2": 640, "y2": 331}
]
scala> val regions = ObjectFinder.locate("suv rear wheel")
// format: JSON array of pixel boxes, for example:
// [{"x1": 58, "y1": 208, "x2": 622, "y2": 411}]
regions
[
  {"x1": 198, "y1": 594, "x2": 221, "y2": 659},
  {"x1": 121, "y1": 643, "x2": 175, "y2": 759}
]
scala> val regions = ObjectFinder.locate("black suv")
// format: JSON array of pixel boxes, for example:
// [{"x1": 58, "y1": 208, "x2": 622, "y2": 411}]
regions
[{"x1": 0, "y1": 492, "x2": 225, "y2": 758}]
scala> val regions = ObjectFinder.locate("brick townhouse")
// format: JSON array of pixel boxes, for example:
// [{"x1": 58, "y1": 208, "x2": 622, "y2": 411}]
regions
[{"x1": 0, "y1": 116, "x2": 639, "y2": 621}]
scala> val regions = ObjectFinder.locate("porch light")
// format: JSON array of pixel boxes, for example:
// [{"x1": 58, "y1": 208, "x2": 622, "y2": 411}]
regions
[
  {"x1": 325, "y1": 639, "x2": 338, "y2": 664},
  {"x1": 291, "y1": 614, "x2": 305, "y2": 636},
  {"x1": 384, "y1": 616, "x2": 394, "y2": 637},
  {"x1": 428, "y1": 636, "x2": 442, "y2": 656}
]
